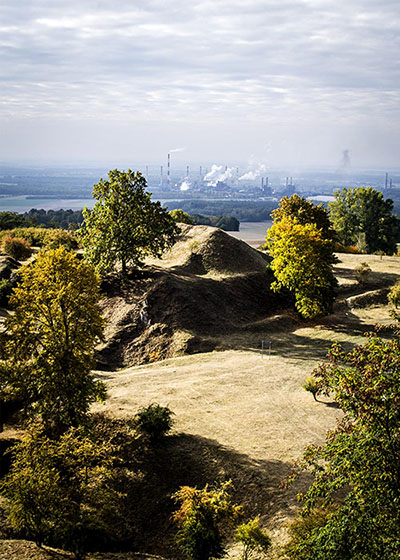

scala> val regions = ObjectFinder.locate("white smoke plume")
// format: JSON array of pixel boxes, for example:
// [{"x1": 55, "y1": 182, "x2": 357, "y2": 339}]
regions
[
  {"x1": 180, "y1": 179, "x2": 191, "y2": 191},
  {"x1": 238, "y1": 163, "x2": 267, "y2": 181},
  {"x1": 169, "y1": 147, "x2": 185, "y2": 153},
  {"x1": 204, "y1": 164, "x2": 236, "y2": 186}
]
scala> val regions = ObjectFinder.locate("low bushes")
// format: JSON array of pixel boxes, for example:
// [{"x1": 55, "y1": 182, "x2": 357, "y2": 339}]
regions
[
  {"x1": 1, "y1": 235, "x2": 32, "y2": 260},
  {"x1": 0, "y1": 227, "x2": 78, "y2": 250}
]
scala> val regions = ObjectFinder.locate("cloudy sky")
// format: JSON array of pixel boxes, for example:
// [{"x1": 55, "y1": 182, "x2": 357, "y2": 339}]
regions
[{"x1": 1, "y1": 0, "x2": 399, "y2": 168}]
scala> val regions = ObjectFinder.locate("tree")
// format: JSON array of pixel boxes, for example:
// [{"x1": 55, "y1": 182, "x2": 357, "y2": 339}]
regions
[
  {"x1": 0, "y1": 211, "x2": 25, "y2": 230},
  {"x1": 79, "y1": 169, "x2": 180, "y2": 275},
  {"x1": 272, "y1": 194, "x2": 335, "y2": 240},
  {"x1": 169, "y1": 208, "x2": 195, "y2": 225},
  {"x1": 266, "y1": 217, "x2": 337, "y2": 318},
  {"x1": 328, "y1": 187, "x2": 398, "y2": 254},
  {"x1": 172, "y1": 482, "x2": 242, "y2": 560},
  {"x1": 1, "y1": 424, "x2": 122, "y2": 559},
  {"x1": 0, "y1": 247, "x2": 105, "y2": 435},
  {"x1": 286, "y1": 334, "x2": 400, "y2": 559}
]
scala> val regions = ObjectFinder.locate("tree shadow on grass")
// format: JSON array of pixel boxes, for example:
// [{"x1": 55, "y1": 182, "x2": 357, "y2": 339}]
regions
[{"x1": 129, "y1": 432, "x2": 312, "y2": 559}]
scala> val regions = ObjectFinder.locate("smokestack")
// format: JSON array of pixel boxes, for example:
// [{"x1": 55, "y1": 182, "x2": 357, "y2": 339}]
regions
[
  {"x1": 286, "y1": 177, "x2": 288, "y2": 187},
  {"x1": 266, "y1": 177, "x2": 269, "y2": 187},
  {"x1": 167, "y1": 153, "x2": 171, "y2": 186},
  {"x1": 261, "y1": 177, "x2": 264, "y2": 189},
  {"x1": 200, "y1": 166, "x2": 202, "y2": 177},
  {"x1": 224, "y1": 166, "x2": 228, "y2": 172},
  {"x1": 385, "y1": 172, "x2": 388, "y2": 189},
  {"x1": 390, "y1": 178, "x2": 393, "y2": 189},
  {"x1": 290, "y1": 176, "x2": 292, "y2": 185},
  {"x1": 186, "y1": 165, "x2": 189, "y2": 177},
  {"x1": 160, "y1": 165, "x2": 163, "y2": 185}
]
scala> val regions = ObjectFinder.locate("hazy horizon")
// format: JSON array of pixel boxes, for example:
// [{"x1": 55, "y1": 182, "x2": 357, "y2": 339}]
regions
[{"x1": 1, "y1": 1, "x2": 399, "y2": 169}]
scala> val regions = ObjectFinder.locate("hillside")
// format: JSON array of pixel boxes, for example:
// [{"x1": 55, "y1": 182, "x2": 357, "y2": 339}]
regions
[{"x1": 97, "y1": 224, "x2": 289, "y2": 369}]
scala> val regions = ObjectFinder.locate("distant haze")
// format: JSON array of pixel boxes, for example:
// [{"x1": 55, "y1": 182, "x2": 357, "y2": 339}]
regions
[{"x1": 1, "y1": 0, "x2": 399, "y2": 169}]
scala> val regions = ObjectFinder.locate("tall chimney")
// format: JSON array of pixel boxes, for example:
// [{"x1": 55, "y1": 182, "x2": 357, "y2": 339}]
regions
[
  {"x1": 167, "y1": 153, "x2": 171, "y2": 186},
  {"x1": 160, "y1": 165, "x2": 163, "y2": 185},
  {"x1": 385, "y1": 172, "x2": 389, "y2": 189},
  {"x1": 261, "y1": 177, "x2": 264, "y2": 188},
  {"x1": 186, "y1": 165, "x2": 189, "y2": 177}
]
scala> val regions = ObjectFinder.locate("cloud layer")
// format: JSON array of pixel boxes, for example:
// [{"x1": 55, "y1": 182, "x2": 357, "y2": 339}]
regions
[{"x1": 1, "y1": 0, "x2": 399, "y2": 165}]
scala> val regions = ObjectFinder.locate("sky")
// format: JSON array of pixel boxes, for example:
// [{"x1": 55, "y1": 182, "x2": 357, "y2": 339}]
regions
[{"x1": 0, "y1": 0, "x2": 399, "y2": 169}]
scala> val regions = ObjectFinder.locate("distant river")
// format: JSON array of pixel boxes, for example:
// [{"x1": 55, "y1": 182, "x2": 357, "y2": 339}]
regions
[
  {"x1": 229, "y1": 221, "x2": 272, "y2": 248},
  {"x1": 0, "y1": 196, "x2": 95, "y2": 213}
]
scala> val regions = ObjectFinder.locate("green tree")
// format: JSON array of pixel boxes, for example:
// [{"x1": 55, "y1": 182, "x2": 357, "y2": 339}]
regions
[
  {"x1": 0, "y1": 247, "x2": 105, "y2": 435},
  {"x1": 1, "y1": 424, "x2": 122, "y2": 559},
  {"x1": 272, "y1": 194, "x2": 335, "y2": 240},
  {"x1": 79, "y1": 169, "x2": 180, "y2": 275},
  {"x1": 286, "y1": 335, "x2": 400, "y2": 559},
  {"x1": 266, "y1": 217, "x2": 337, "y2": 318},
  {"x1": 172, "y1": 482, "x2": 242, "y2": 560},
  {"x1": 169, "y1": 208, "x2": 195, "y2": 225},
  {"x1": 0, "y1": 211, "x2": 25, "y2": 230},
  {"x1": 328, "y1": 187, "x2": 398, "y2": 254}
]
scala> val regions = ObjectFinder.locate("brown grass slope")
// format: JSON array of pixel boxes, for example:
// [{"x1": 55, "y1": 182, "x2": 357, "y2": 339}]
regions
[{"x1": 97, "y1": 225, "x2": 289, "y2": 369}]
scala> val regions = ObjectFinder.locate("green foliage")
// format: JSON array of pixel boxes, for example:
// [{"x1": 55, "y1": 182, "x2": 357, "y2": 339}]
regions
[
  {"x1": 172, "y1": 481, "x2": 242, "y2": 560},
  {"x1": 234, "y1": 517, "x2": 271, "y2": 560},
  {"x1": 302, "y1": 376, "x2": 319, "y2": 401},
  {"x1": 354, "y1": 261, "x2": 371, "y2": 284},
  {"x1": 169, "y1": 208, "x2": 195, "y2": 225},
  {"x1": 190, "y1": 214, "x2": 240, "y2": 231},
  {"x1": 79, "y1": 169, "x2": 180, "y2": 275},
  {"x1": 0, "y1": 278, "x2": 12, "y2": 307},
  {"x1": 1, "y1": 234, "x2": 32, "y2": 260},
  {"x1": 284, "y1": 507, "x2": 334, "y2": 559},
  {"x1": 135, "y1": 403, "x2": 174, "y2": 442},
  {"x1": 388, "y1": 280, "x2": 400, "y2": 308},
  {"x1": 286, "y1": 335, "x2": 400, "y2": 559},
  {"x1": 1, "y1": 424, "x2": 122, "y2": 559},
  {"x1": 266, "y1": 217, "x2": 337, "y2": 318},
  {"x1": 42, "y1": 228, "x2": 78, "y2": 250},
  {"x1": 0, "y1": 247, "x2": 105, "y2": 435},
  {"x1": 0, "y1": 211, "x2": 25, "y2": 230},
  {"x1": 272, "y1": 194, "x2": 335, "y2": 240},
  {"x1": 329, "y1": 186, "x2": 398, "y2": 255}
]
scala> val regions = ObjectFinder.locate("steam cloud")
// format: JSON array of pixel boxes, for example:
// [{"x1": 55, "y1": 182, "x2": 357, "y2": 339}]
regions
[
  {"x1": 204, "y1": 164, "x2": 236, "y2": 186},
  {"x1": 238, "y1": 163, "x2": 267, "y2": 181}
]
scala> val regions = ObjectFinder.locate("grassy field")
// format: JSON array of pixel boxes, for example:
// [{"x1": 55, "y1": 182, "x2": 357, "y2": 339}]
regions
[{"x1": 93, "y1": 252, "x2": 400, "y2": 557}]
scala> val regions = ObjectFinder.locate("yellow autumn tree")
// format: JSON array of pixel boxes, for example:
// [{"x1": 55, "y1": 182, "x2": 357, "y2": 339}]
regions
[
  {"x1": 266, "y1": 217, "x2": 337, "y2": 318},
  {"x1": 0, "y1": 247, "x2": 105, "y2": 435}
]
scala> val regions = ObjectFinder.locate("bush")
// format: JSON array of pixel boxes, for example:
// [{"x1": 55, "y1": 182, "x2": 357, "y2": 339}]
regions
[
  {"x1": 302, "y1": 376, "x2": 319, "y2": 401},
  {"x1": 0, "y1": 227, "x2": 48, "y2": 246},
  {"x1": 0, "y1": 278, "x2": 12, "y2": 307},
  {"x1": 172, "y1": 481, "x2": 242, "y2": 560},
  {"x1": 134, "y1": 403, "x2": 174, "y2": 441},
  {"x1": 1, "y1": 235, "x2": 32, "y2": 260},
  {"x1": 234, "y1": 517, "x2": 271, "y2": 560},
  {"x1": 354, "y1": 262, "x2": 371, "y2": 284},
  {"x1": 284, "y1": 508, "x2": 334, "y2": 559},
  {"x1": 334, "y1": 242, "x2": 360, "y2": 254},
  {"x1": 388, "y1": 281, "x2": 400, "y2": 308},
  {"x1": 43, "y1": 229, "x2": 78, "y2": 250}
]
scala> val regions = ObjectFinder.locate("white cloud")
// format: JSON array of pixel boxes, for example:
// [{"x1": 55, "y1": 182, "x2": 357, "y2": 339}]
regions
[{"x1": 0, "y1": 0, "x2": 399, "y2": 165}]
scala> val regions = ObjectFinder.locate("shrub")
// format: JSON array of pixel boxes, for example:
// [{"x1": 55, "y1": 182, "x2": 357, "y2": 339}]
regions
[
  {"x1": 0, "y1": 227, "x2": 47, "y2": 246},
  {"x1": 388, "y1": 281, "x2": 400, "y2": 308},
  {"x1": 1, "y1": 235, "x2": 32, "y2": 260},
  {"x1": 234, "y1": 517, "x2": 271, "y2": 560},
  {"x1": 334, "y1": 242, "x2": 360, "y2": 254},
  {"x1": 172, "y1": 481, "x2": 242, "y2": 560},
  {"x1": 43, "y1": 229, "x2": 78, "y2": 250},
  {"x1": 0, "y1": 278, "x2": 12, "y2": 307},
  {"x1": 302, "y1": 376, "x2": 319, "y2": 401},
  {"x1": 354, "y1": 262, "x2": 371, "y2": 284},
  {"x1": 134, "y1": 403, "x2": 174, "y2": 441},
  {"x1": 284, "y1": 508, "x2": 334, "y2": 559}
]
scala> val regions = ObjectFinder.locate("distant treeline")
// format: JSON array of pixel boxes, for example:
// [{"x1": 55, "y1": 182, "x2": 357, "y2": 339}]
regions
[
  {"x1": 165, "y1": 199, "x2": 277, "y2": 222},
  {"x1": 0, "y1": 208, "x2": 240, "y2": 232}
]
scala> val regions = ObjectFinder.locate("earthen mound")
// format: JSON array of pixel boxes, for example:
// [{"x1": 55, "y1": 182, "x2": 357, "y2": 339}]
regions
[{"x1": 97, "y1": 225, "x2": 288, "y2": 369}]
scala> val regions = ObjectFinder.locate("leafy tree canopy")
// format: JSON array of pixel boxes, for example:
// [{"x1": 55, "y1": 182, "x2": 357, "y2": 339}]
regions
[
  {"x1": 169, "y1": 208, "x2": 195, "y2": 225},
  {"x1": 287, "y1": 334, "x2": 400, "y2": 559},
  {"x1": 272, "y1": 194, "x2": 335, "y2": 240},
  {"x1": 0, "y1": 211, "x2": 25, "y2": 230},
  {"x1": 0, "y1": 247, "x2": 105, "y2": 435},
  {"x1": 266, "y1": 217, "x2": 337, "y2": 318},
  {"x1": 1, "y1": 424, "x2": 121, "y2": 559},
  {"x1": 328, "y1": 186, "x2": 398, "y2": 254},
  {"x1": 79, "y1": 169, "x2": 180, "y2": 275}
]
